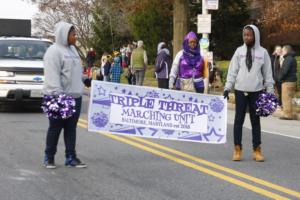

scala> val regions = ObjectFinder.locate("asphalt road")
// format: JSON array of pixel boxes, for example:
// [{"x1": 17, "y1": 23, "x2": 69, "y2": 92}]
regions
[{"x1": 0, "y1": 96, "x2": 300, "y2": 200}]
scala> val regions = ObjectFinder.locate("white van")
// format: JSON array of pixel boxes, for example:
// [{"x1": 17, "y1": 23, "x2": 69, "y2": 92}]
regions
[{"x1": 0, "y1": 37, "x2": 52, "y2": 104}]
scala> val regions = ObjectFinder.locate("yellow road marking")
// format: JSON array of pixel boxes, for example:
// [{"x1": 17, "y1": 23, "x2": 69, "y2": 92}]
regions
[
  {"x1": 125, "y1": 135, "x2": 300, "y2": 199},
  {"x1": 77, "y1": 121, "x2": 291, "y2": 200},
  {"x1": 79, "y1": 118, "x2": 300, "y2": 199}
]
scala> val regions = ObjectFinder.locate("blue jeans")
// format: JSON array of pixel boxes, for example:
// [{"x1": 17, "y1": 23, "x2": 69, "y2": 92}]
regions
[{"x1": 45, "y1": 97, "x2": 82, "y2": 159}]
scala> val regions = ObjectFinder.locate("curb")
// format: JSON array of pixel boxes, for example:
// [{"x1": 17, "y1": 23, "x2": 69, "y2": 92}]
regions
[{"x1": 227, "y1": 103, "x2": 300, "y2": 121}]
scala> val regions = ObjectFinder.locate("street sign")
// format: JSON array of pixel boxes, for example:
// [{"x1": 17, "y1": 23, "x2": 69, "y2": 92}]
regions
[
  {"x1": 197, "y1": 14, "x2": 211, "y2": 34},
  {"x1": 204, "y1": 0, "x2": 219, "y2": 10},
  {"x1": 200, "y1": 38, "x2": 210, "y2": 49}
]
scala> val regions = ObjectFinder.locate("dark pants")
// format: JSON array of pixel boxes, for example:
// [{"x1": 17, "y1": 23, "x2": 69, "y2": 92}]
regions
[
  {"x1": 157, "y1": 78, "x2": 169, "y2": 89},
  {"x1": 196, "y1": 87, "x2": 204, "y2": 93},
  {"x1": 234, "y1": 90, "x2": 261, "y2": 149},
  {"x1": 45, "y1": 97, "x2": 82, "y2": 159},
  {"x1": 127, "y1": 73, "x2": 136, "y2": 85},
  {"x1": 275, "y1": 82, "x2": 282, "y2": 106}
]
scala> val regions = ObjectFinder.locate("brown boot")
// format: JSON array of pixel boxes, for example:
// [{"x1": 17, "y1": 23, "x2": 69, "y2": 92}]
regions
[
  {"x1": 253, "y1": 146, "x2": 264, "y2": 162},
  {"x1": 232, "y1": 145, "x2": 242, "y2": 161}
]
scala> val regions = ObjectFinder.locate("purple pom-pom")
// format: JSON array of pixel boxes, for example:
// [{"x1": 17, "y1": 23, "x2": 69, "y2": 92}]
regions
[
  {"x1": 256, "y1": 92, "x2": 279, "y2": 117},
  {"x1": 41, "y1": 94, "x2": 76, "y2": 119}
]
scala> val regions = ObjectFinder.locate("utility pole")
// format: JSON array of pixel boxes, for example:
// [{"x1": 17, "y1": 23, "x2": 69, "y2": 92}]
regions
[
  {"x1": 198, "y1": 0, "x2": 218, "y2": 50},
  {"x1": 199, "y1": 0, "x2": 210, "y2": 57},
  {"x1": 173, "y1": 0, "x2": 189, "y2": 58},
  {"x1": 202, "y1": 0, "x2": 209, "y2": 41}
]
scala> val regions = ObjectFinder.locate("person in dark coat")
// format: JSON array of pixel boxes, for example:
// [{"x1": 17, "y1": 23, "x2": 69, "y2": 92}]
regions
[
  {"x1": 270, "y1": 45, "x2": 283, "y2": 106},
  {"x1": 279, "y1": 45, "x2": 298, "y2": 120},
  {"x1": 155, "y1": 42, "x2": 172, "y2": 89}
]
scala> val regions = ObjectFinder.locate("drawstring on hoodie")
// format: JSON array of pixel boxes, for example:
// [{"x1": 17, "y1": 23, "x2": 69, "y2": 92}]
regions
[{"x1": 246, "y1": 46, "x2": 252, "y2": 71}]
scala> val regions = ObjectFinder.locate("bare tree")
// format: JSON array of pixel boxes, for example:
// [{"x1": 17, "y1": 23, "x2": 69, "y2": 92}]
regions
[
  {"x1": 30, "y1": 0, "x2": 95, "y2": 58},
  {"x1": 253, "y1": 0, "x2": 300, "y2": 47}
]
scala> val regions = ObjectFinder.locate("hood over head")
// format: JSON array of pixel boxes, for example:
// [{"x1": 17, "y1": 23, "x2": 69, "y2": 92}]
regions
[
  {"x1": 183, "y1": 31, "x2": 199, "y2": 51},
  {"x1": 157, "y1": 42, "x2": 165, "y2": 53},
  {"x1": 182, "y1": 31, "x2": 202, "y2": 67},
  {"x1": 54, "y1": 21, "x2": 74, "y2": 46},
  {"x1": 243, "y1": 24, "x2": 260, "y2": 48},
  {"x1": 157, "y1": 42, "x2": 170, "y2": 55}
]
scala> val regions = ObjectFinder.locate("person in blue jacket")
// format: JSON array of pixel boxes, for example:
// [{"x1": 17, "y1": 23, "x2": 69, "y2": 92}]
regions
[{"x1": 110, "y1": 51, "x2": 123, "y2": 83}]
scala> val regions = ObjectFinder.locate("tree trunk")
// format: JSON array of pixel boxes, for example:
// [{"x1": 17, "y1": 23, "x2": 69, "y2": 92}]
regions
[{"x1": 173, "y1": 0, "x2": 189, "y2": 58}]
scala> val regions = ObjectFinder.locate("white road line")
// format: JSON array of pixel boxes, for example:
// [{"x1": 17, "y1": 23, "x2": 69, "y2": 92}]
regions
[
  {"x1": 242, "y1": 125, "x2": 300, "y2": 140},
  {"x1": 262, "y1": 129, "x2": 300, "y2": 140}
]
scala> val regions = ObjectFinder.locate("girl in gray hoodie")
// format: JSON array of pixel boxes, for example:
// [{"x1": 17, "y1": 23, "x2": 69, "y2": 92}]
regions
[
  {"x1": 223, "y1": 25, "x2": 274, "y2": 162},
  {"x1": 43, "y1": 21, "x2": 87, "y2": 168}
]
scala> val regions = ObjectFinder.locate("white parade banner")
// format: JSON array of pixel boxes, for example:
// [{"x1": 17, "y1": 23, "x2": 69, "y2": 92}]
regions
[{"x1": 88, "y1": 81, "x2": 227, "y2": 144}]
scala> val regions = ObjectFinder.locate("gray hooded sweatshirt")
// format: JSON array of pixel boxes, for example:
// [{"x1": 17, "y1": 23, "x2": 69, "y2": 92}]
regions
[
  {"x1": 224, "y1": 25, "x2": 274, "y2": 93},
  {"x1": 43, "y1": 22, "x2": 84, "y2": 97}
]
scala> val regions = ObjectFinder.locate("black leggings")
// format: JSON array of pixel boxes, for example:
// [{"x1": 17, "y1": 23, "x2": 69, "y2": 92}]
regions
[{"x1": 234, "y1": 90, "x2": 261, "y2": 149}]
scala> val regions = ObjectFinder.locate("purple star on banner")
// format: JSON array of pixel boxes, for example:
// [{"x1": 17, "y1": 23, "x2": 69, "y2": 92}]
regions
[
  {"x1": 96, "y1": 86, "x2": 106, "y2": 96},
  {"x1": 114, "y1": 86, "x2": 118, "y2": 90},
  {"x1": 122, "y1": 89, "x2": 126, "y2": 94},
  {"x1": 128, "y1": 91, "x2": 132, "y2": 95},
  {"x1": 208, "y1": 114, "x2": 215, "y2": 122},
  {"x1": 189, "y1": 97, "x2": 193, "y2": 101},
  {"x1": 164, "y1": 94, "x2": 174, "y2": 100},
  {"x1": 203, "y1": 127, "x2": 224, "y2": 142},
  {"x1": 145, "y1": 90, "x2": 160, "y2": 98}
]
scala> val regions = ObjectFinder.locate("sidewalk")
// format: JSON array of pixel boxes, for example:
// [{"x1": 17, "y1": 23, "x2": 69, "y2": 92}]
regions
[{"x1": 227, "y1": 103, "x2": 300, "y2": 139}]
